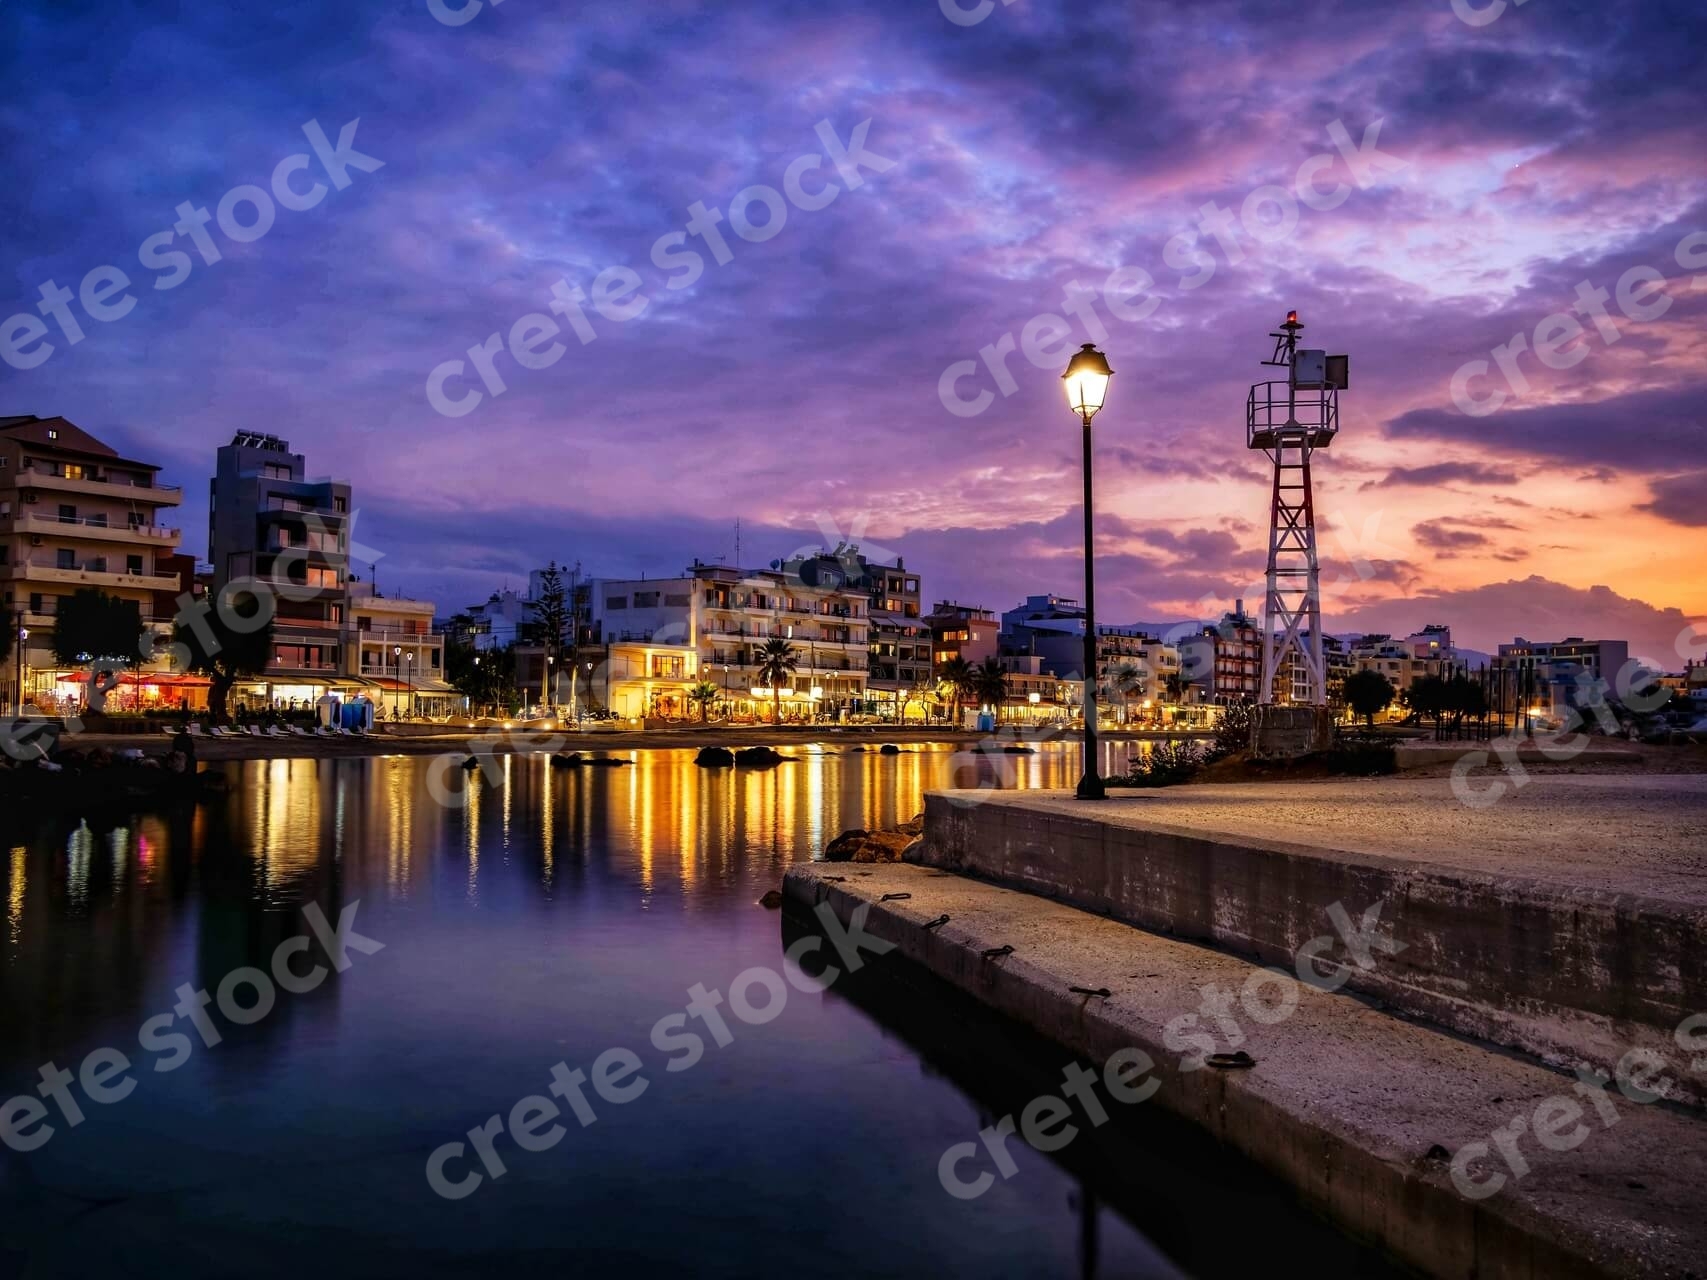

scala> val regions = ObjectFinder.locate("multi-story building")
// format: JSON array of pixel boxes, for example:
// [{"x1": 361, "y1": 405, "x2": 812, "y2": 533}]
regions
[
  {"x1": 1494, "y1": 636, "x2": 1633, "y2": 723},
  {"x1": 1178, "y1": 602, "x2": 1262, "y2": 703},
  {"x1": 208, "y1": 432, "x2": 350, "y2": 704},
  {"x1": 1350, "y1": 631, "x2": 1469, "y2": 707},
  {"x1": 929, "y1": 602, "x2": 999, "y2": 671},
  {"x1": 346, "y1": 579, "x2": 456, "y2": 717},
  {"x1": 588, "y1": 559, "x2": 869, "y2": 721},
  {"x1": 860, "y1": 556, "x2": 928, "y2": 720},
  {"x1": 451, "y1": 588, "x2": 532, "y2": 650},
  {"x1": 1000, "y1": 593, "x2": 1086, "y2": 639},
  {"x1": 0, "y1": 415, "x2": 186, "y2": 708},
  {"x1": 990, "y1": 654, "x2": 1079, "y2": 724},
  {"x1": 1322, "y1": 634, "x2": 1356, "y2": 713}
]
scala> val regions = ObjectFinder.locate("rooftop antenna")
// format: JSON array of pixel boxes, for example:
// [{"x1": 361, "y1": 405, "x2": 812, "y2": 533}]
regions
[
  {"x1": 734, "y1": 518, "x2": 742, "y2": 570},
  {"x1": 1246, "y1": 309, "x2": 1349, "y2": 707}
]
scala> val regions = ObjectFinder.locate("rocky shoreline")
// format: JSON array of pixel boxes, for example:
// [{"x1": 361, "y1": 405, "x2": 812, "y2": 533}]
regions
[{"x1": 822, "y1": 813, "x2": 924, "y2": 863}]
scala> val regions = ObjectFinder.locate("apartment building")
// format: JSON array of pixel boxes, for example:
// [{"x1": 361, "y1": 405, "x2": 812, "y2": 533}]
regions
[
  {"x1": 929, "y1": 601, "x2": 999, "y2": 671},
  {"x1": 854, "y1": 555, "x2": 927, "y2": 720},
  {"x1": 1000, "y1": 593, "x2": 1085, "y2": 639},
  {"x1": 1351, "y1": 631, "x2": 1468, "y2": 703},
  {"x1": 1178, "y1": 602, "x2": 1262, "y2": 703},
  {"x1": 208, "y1": 432, "x2": 350, "y2": 703},
  {"x1": 346, "y1": 579, "x2": 455, "y2": 717},
  {"x1": 1494, "y1": 636, "x2": 1633, "y2": 721},
  {"x1": 589, "y1": 559, "x2": 869, "y2": 720},
  {"x1": 0, "y1": 415, "x2": 186, "y2": 706}
]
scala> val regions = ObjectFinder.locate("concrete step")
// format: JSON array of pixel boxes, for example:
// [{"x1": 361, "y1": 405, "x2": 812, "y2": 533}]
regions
[
  {"x1": 784, "y1": 862, "x2": 1707, "y2": 1280},
  {"x1": 919, "y1": 779, "x2": 1707, "y2": 1105}
]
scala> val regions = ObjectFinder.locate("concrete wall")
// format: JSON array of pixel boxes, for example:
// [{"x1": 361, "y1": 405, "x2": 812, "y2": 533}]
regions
[{"x1": 918, "y1": 793, "x2": 1707, "y2": 1105}]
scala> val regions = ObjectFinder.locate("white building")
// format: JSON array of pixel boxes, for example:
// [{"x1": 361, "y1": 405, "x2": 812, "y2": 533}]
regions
[{"x1": 589, "y1": 560, "x2": 869, "y2": 721}]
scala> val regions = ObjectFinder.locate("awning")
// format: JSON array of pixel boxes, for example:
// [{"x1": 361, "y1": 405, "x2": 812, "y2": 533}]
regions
[
  {"x1": 366, "y1": 676, "x2": 457, "y2": 694},
  {"x1": 53, "y1": 670, "x2": 210, "y2": 687}
]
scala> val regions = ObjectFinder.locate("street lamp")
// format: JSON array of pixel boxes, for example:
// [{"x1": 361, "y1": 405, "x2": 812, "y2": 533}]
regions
[
  {"x1": 14, "y1": 619, "x2": 27, "y2": 715},
  {"x1": 1063, "y1": 342, "x2": 1113, "y2": 800},
  {"x1": 393, "y1": 646, "x2": 403, "y2": 719},
  {"x1": 404, "y1": 651, "x2": 414, "y2": 719}
]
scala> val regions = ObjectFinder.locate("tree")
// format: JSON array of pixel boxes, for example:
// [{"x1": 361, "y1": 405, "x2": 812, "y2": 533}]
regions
[
  {"x1": 939, "y1": 656, "x2": 976, "y2": 728},
  {"x1": 1162, "y1": 671, "x2": 1186, "y2": 703},
  {"x1": 1108, "y1": 662, "x2": 1144, "y2": 723},
  {"x1": 688, "y1": 680, "x2": 721, "y2": 723},
  {"x1": 1446, "y1": 673, "x2": 1487, "y2": 737},
  {"x1": 902, "y1": 677, "x2": 936, "y2": 725},
  {"x1": 973, "y1": 657, "x2": 1008, "y2": 721},
  {"x1": 528, "y1": 562, "x2": 571, "y2": 708},
  {"x1": 1407, "y1": 674, "x2": 1451, "y2": 739},
  {"x1": 53, "y1": 588, "x2": 143, "y2": 666},
  {"x1": 1208, "y1": 696, "x2": 1254, "y2": 761},
  {"x1": 1344, "y1": 668, "x2": 1395, "y2": 727},
  {"x1": 173, "y1": 587, "x2": 274, "y2": 723},
  {"x1": 447, "y1": 642, "x2": 516, "y2": 716},
  {"x1": 53, "y1": 589, "x2": 145, "y2": 713},
  {"x1": 755, "y1": 637, "x2": 798, "y2": 725}
]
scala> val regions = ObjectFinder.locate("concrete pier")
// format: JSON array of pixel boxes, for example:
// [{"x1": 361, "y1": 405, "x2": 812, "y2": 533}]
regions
[
  {"x1": 916, "y1": 777, "x2": 1707, "y2": 1104},
  {"x1": 784, "y1": 861, "x2": 1707, "y2": 1279}
]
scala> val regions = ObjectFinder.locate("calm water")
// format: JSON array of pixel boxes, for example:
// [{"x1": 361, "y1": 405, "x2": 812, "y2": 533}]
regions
[{"x1": 0, "y1": 742, "x2": 1400, "y2": 1278}]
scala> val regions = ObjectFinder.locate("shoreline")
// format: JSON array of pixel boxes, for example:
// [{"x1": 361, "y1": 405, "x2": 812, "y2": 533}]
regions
[{"x1": 58, "y1": 723, "x2": 1216, "y2": 762}]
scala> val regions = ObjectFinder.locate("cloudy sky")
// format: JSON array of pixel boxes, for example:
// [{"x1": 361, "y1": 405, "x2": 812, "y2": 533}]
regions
[{"x1": 2, "y1": 0, "x2": 1703, "y2": 662}]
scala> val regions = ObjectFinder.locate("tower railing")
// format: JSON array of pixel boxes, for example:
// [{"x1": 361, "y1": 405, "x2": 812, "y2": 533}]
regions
[{"x1": 1246, "y1": 382, "x2": 1339, "y2": 452}]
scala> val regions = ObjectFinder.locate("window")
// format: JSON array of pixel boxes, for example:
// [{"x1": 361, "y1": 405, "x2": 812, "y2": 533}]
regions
[
  {"x1": 606, "y1": 596, "x2": 628, "y2": 610},
  {"x1": 57, "y1": 549, "x2": 75, "y2": 569},
  {"x1": 651, "y1": 654, "x2": 685, "y2": 679},
  {"x1": 664, "y1": 593, "x2": 690, "y2": 607},
  {"x1": 58, "y1": 504, "x2": 75, "y2": 522},
  {"x1": 127, "y1": 555, "x2": 143, "y2": 575},
  {"x1": 635, "y1": 591, "x2": 660, "y2": 608},
  {"x1": 46, "y1": 429, "x2": 57, "y2": 440}
]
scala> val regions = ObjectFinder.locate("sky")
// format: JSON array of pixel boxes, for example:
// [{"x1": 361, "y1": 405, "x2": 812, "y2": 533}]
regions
[{"x1": 2, "y1": 0, "x2": 1704, "y2": 664}]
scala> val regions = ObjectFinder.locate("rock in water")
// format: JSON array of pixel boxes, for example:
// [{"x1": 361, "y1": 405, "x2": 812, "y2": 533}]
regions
[
  {"x1": 823, "y1": 826, "x2": 915, "y2": 864},
  {"x1": 758, "y1": 889, "x2": 784, "y2": 909},
  {"x1": 695, "y1": 746, "x2": 736, "y2": 767}
]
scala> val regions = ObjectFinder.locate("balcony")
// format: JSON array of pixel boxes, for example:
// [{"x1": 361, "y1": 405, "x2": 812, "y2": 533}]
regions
[
  {"x1": 12, "y1": 511, "x2": 181, "y2": 545},
  {"x1": 259, "y1": 504, "x2": 345, "y2": 526},
  {"x1": 5, "y1": 560, "x2": 182, "y2": 592},
  {"x1": 17, "y1": 465, "x2": 181, "y2": 505}
]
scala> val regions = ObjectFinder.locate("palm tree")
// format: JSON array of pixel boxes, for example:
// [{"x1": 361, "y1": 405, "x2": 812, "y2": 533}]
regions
[
  {"x1": 972, "y1": 657, "x2": 1008, "y2": 722},
  {"x1": 688, "y1": 680, "x2": 721, "y2": 723},
  {"x1": 755, "y1": 637, "x2": 799, "y2": 725},
  {"x1": 1109, "y1": 663, "x2": 1144, "y2": 723},
  {"x1": 938, "y1": 656, "x2": 976, "y2": 729},
  {"x1": 1163, "y1": 671, "x2": 1186, "y2": 703}
]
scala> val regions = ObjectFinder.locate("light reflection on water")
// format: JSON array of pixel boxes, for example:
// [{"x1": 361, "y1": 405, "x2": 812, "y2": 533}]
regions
[{"x1": 0, "y1": 738, "x2": 1394, "y2": 1279}]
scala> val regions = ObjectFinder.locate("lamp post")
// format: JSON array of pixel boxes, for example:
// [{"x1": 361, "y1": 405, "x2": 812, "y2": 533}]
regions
[
  {"x1": 404, "y1": 651, "x2": 414, "y2": 719},
  {"x1": 13, "y1": 618, "x2": 27, "y2": 715},
  {"x1": 1063, "y1": 342, "x2": 1113, "y2": 800},
  {"x1": 393, "y1": 646, "x2": 402, "y2": 719}
]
